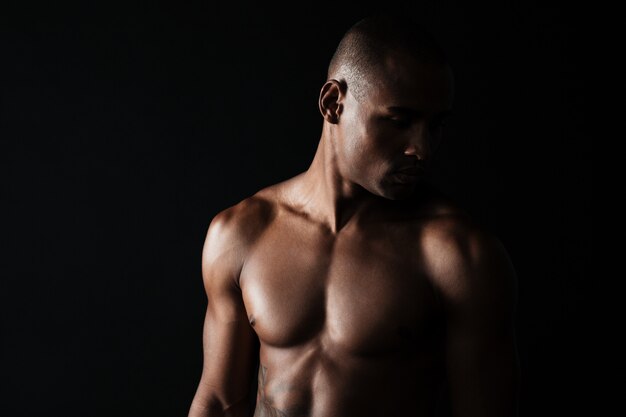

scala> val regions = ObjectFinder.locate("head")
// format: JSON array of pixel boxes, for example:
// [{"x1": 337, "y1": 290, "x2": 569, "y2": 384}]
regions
[{"x1": 319, "y1": 14, "x2": 454, "y2": 200}]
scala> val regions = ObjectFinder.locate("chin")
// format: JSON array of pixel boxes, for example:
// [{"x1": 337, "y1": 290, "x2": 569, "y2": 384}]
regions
[{"x1": 377, "y1": 182, "x2": 418, "y2": 200}]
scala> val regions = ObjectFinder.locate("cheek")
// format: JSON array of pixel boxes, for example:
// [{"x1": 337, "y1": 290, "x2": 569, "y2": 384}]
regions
[
  {"x1": 337, "y1": 114, "x2": 368, "y2": 163},
  {"x1": 360, "y1": 124, "x2": 397, "y2": 167},
  {"x1": 346, "y1": 114, "x2": 368, "y2": 151},
  {"x1": 353, "y1": 140, "x2": 393, "y2": 182},
  {"x1": 338, "y1": 115, "x2": 394, "y2": 178}
]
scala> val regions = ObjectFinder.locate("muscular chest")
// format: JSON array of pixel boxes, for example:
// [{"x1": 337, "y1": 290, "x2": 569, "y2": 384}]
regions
[{"x1": 240, "y1": 217, "x2": 441, "y2": 355}]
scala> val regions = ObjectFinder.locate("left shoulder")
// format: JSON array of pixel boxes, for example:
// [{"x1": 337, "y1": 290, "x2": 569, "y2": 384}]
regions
[{"x1": 419, "y1": 209, "x2": 517, "y2": 311}]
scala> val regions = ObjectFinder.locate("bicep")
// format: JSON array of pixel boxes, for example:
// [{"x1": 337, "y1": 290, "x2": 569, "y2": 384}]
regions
[
  {"x1": 434, "y1": 231, "x2": 521, "y2": 417},
  {"x1": 445, "y1": 312, "x2": 520, "y2": 417},
  {"x1": 190, "y1": 213, "x2": 260, "y2": 415},
  {"x1": 195, "y1": 294, "x2": 259, "y2": 408}
]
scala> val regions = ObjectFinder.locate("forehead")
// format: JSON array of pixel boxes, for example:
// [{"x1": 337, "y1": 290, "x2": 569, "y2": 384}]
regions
[{"x1": 369, "y1": 55, "x2": 454, "y2": 112}]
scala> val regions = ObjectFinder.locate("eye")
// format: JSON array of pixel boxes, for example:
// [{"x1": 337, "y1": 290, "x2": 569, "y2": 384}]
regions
[
  {"x1": 429, "y1": 118, "x2": 447, "y2": 131},
  {"x1": 385, "y1": 116, "x2": 412, "y2": 128}
]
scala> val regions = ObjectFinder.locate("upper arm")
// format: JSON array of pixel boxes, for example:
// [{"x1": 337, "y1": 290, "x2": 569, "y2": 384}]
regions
[
  {"x1": 189, "y1": 203, "x2": 266, "y2": 416},
  {"x1": 424, "y1": 222, "x2": 521, "y2": 417}
]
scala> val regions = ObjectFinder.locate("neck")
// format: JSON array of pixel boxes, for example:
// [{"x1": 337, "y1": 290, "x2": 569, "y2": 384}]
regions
[{"x1": 294, "y1": 124, "x2": 379, "y2": 234}]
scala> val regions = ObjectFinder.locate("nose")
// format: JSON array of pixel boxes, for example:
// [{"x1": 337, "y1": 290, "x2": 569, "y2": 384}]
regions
[{"x1": 403, "y1": 123, "x2": 432, "y2": 161}]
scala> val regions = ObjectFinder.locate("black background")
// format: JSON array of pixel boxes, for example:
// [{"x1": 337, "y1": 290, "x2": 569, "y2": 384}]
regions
[{"x1": 2, "y1": 1, "x2": 589, "y2": 416}]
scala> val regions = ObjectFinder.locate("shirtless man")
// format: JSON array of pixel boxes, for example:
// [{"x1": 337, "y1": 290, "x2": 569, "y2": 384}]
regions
[{"x1": 188, "y1": 14, "x2": 520, "y2": 417}]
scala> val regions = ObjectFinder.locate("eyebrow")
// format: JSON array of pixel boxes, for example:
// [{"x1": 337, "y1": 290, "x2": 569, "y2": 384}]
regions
[{"x1": 386, "y1": 106, "x2": 453, "y2": 118}]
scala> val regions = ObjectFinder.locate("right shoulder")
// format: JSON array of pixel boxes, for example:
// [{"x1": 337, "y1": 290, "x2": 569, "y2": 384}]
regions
[
  {"x1": 205, "y1": 194, "x2": 276, "y2": 246},
  {"x1": 201, "y1": 194, "x2": 277, "y2": 287},
  {"x1": 205, "y1": 194, "x2": 275, "y2": 256}
]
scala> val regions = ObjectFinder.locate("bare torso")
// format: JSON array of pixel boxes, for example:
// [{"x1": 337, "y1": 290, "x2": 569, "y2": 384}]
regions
[
  {"x1": 188, "y1": 16, "x2": 520, "y2": 417},
  {"x1": 241, "y1": 178, "x2": 455, "y2": 417}
]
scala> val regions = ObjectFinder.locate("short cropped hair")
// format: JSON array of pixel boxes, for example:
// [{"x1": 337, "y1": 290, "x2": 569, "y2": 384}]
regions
[{"x1": 328, "y1": 14, "x2": 448, "y2": 101}]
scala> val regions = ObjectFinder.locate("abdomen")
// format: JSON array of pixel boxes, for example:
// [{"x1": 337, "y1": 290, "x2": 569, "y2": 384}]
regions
[{"x1": 254, "y1": 333, "x2": 445, "y2": 417}]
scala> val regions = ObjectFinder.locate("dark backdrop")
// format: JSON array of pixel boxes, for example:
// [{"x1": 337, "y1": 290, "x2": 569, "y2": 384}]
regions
[{"x1": 1, "y1": 1, "x2": 589, "y2": 416}]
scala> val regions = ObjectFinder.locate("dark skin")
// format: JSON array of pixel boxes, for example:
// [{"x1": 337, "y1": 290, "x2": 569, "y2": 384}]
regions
[{"x1": 188, "y1": 50, "x2": 520, "y2": 417}]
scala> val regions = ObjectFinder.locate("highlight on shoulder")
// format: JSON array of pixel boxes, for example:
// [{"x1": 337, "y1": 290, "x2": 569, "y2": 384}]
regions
[
  {"x1": 418, "y1": 209, "x2": 517, "y2": 307},
  {"x1": 200, "y1": 194, "x2": 278, "y2": 288},
  {"x1": 208, "y1": 194, "x2": 277, "y2": 243}
]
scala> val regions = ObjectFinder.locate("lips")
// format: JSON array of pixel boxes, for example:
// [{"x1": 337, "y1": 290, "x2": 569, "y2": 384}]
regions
[
  {"x1": 395, "y1": 167, "x2": 420, "y2": 176},
  {"x1": 392, "y1": 166, "x2": 424, "y2": 184}
]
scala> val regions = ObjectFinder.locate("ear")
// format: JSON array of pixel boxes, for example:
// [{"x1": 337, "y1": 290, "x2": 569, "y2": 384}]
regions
[{"x1": 318, "y1": 79, "x2": 345, "y2": 124}]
